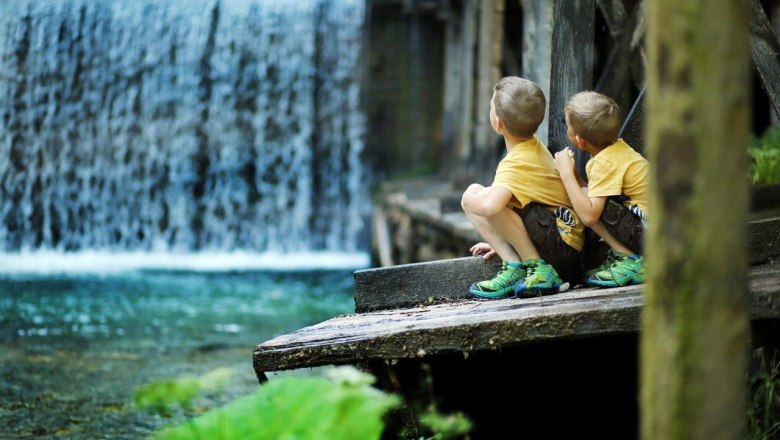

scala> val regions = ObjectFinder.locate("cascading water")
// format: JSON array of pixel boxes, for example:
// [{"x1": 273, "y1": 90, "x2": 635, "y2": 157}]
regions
[{"x1": 0, "y1": 0, "x2": 369, "y2": 269}]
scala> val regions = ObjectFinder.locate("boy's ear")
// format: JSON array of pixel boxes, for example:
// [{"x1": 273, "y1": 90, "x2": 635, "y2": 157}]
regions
[
  {"x1": 494, "y1": 116, "x2": 504, "y2": 133},
  {"x1": 574, "y1": 134, "x2": 587, "y2": 150}
]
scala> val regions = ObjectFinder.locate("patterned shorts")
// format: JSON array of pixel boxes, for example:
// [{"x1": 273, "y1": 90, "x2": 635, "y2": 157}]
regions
[
  {"x1": 513, "y1": 203, "x2": 582, "y2": 283},
  {"x1": 602, "y1": 197, "x2": 646, "y2": 254}
]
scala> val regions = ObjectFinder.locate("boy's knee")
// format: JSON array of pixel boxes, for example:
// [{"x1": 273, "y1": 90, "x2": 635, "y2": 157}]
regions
[{"x1": 461, "y1": 184, "x2": 485, "y2": 210}]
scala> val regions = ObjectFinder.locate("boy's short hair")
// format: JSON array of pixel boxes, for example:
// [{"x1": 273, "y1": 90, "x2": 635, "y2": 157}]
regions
[
  {"x1": 564, "y1": 91, "x2": 621, "y2": 148},
  {"x1": 493, "y1": 77, "x2": 546, "y2": 138}
]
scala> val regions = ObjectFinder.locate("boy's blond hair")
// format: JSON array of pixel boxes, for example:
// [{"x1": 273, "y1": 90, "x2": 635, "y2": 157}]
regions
[
  {"x1": 564, "y1": 91, "x2": 621, "y2": 148},
  {"x1": 493, "y1": 77, "x2": 546, "y2": 138}
]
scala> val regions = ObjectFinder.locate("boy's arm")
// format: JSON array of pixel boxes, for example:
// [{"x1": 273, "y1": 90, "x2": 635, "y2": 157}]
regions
[
  {"x1": 461, "y1": 185, "x2": 514, "y2": 217},
  {"x1": 573, "y1": 166, "x2": 588, "y2": 188},
  {"x1": 553, "y1": 150, "x2": 606, "y2": 226}
]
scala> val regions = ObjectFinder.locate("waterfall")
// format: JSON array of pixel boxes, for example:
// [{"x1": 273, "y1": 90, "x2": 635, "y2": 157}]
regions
[{"x1": 0, "y1": 0, "x2": 369, "y2": 261}]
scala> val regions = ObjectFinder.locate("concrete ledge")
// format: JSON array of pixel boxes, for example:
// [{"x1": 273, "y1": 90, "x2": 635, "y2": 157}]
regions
[{"x1": 354, "y1": 256, "x2": 502, "y2": 313}]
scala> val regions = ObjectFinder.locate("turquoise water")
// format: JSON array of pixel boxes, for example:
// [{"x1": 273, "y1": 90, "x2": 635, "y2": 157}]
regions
[
  {"x1": 0, "y1": 268, "x2": 359, "y2": 438},
  {"x1": 0, "y1": 269, "x2": 356, "y2": 347}
]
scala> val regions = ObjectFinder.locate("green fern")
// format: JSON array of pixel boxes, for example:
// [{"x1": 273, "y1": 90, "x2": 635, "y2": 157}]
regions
[{"x1": 750, "y1": 126, "x2": 780, "y2": 185}]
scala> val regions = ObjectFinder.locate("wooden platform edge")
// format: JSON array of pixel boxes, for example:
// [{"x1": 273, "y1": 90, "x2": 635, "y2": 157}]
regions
[{"x1": 254, "y1": 266, "x2": 780, "y2": 376}]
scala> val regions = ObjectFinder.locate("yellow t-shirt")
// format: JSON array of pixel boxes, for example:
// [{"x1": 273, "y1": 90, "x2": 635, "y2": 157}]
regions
[
  {"x1": 492, "y1": 135, "x2": 585, "y2": 251},
  {"x1": 586, "y1": 138, "x2": 649, "y2": 219}
]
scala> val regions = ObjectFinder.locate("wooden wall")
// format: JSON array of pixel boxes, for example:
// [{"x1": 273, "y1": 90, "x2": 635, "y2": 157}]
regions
[{"x1": 365, "y1": 0, "x2": 780, "y2": 186}]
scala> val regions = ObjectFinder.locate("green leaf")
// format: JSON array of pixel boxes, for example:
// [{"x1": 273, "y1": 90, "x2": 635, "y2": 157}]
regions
[{"x1": 152, "y1": 366, "x2": 399, "y2": 440}]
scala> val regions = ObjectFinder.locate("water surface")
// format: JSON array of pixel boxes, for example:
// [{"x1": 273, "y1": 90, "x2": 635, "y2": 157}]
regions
[{"x1": 0, "y1": 267, "x2": 357, "y2": 438}]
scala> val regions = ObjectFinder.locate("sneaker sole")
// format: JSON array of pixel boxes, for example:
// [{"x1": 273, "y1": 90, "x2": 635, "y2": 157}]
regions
[
  {"x1": 514, "y1": 280, "x2": 569, "y2": 298},
  {"x1": 469, "y1": 287, "x2": 514, "y2": 299},
  {"x1": 514, "y1": 286, "x2": 562, "y2": 298},
  {"x1": 587, "y1": 277, "x2": 644, "y2": 288}
]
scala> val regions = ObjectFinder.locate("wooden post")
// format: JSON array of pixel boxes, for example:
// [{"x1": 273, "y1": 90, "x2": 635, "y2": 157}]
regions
[
  {"x1": 643, "y1": 0, "x2": 750, "y2": 439},
  {"x1": 520, "y1": 0, "x2": 554, "y2": 145},
  {"x1": 469, "y1": 0, "x2": 504, "y2": 184},
  {"x1": 454, "y1": 0, "x2": 478, "y2": 185},
  {"x1": 442, "y1": 2, "x2": 463, "y2": 178},
  {"x1": 548, "y1": 0, "x2": 595, "y2": 175},
  {"x1": 749, "y1": 0, "x2": 780, "y2": 119}
]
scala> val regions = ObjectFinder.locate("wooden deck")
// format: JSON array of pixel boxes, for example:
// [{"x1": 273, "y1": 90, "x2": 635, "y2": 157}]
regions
[{"x1": 253, "y1": 262, "x2": 780, "y2": 377}]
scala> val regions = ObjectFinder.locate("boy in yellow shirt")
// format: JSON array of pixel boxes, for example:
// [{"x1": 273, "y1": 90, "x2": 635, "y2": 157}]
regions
[
  {"x1": 462, "y1": 77, "x2": 585, "y2": 298},
  {"x1": 553, "y1": 91, "x2": 648, "y2": 287}
]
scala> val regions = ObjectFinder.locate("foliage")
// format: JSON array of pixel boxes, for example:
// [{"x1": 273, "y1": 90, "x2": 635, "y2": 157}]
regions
[
  {"x1": 145, "y1": 366, "x2": 399, "y2": 440},
  {"x1": 750, "y1": 126, "x2": 780, "y2": 185},
  {"x1": 418, "y1": 405, "x2": 473, "y2": 440},
  {"x1": 748, "y1": 353, "x2": 780, "y2": 440},
  {"x1": 134, "y1": 368, "x2": 234, "y2": 417}
]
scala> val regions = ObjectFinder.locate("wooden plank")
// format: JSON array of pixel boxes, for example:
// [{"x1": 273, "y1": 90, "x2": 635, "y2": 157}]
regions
[
  {"x1": 252, "y1": 265, "x2": 780, "y2": 374},
  {"x1": 749, "y1": 0, "x2": 780, "y2": 118},
  {"x1": 255, "y1": 285, "x2": 645, "y2": 373},
  {"x1": 547, "y1": 0, "x2": 595, "y2": 176},
  {"x1": 355, "y1": 256, "x2": 502, "y2": 312}
]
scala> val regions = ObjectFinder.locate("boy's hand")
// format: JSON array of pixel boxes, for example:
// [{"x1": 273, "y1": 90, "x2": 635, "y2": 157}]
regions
[
  {"x1": 553, "y1": 148, "x2": 576, "y2": 175},
  {"x1": 470, "y1": 242, "x2": 496, "y2": 260}
]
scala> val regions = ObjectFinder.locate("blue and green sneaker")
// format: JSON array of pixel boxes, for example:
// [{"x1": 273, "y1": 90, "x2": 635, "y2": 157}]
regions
[
  {"x1": 469, "y1": 261, "x2": 525, "y2": 299},
  {"x1": 587, "y1": 252, "x2": 645, "y2": 287},
  {"x1": 585, "y1": 249, "x2": 619, "y2": 278},
  {"x1": 514, "y1": 259, "x2": 563, "y2": 297}
]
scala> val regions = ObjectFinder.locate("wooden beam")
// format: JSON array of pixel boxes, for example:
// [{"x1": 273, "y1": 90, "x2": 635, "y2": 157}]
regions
[
  {"x1": 749, "y1": 0, "x2": 780, "y2": 119},
  {"x1": 548, "y1": 0, "x2": 595, "y2": 176}
]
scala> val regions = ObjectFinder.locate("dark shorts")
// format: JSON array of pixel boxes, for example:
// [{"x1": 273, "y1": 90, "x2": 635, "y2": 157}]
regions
[
  {"x1": 513, "y1": 203, "x2": 583, "y2": 283},
  {"x1": 601, "y1": 197, "x2": 645, "y2": 254}
]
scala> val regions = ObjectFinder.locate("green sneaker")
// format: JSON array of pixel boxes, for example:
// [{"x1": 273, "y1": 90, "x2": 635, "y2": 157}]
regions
[
  {"x1": 587, "y1": 252, "x2": 645, "y2": 287},
  {"x1": 514, "y1": 259, "x2": 563, "y2": 297},
  {"x1": 585, "y1": 249, "x2": 619, "y2": 278},
  {"x1": 469, "y1": 261, "x2": 525, "y2": 299}
]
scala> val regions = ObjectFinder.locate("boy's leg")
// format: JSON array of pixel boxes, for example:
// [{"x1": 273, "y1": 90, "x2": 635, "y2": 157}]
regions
[
  {"x1": 464, "y1": 207, "x2": 542, "y2": 262},
  {"x1": 461, "y1": 186, "x2": 529, "y2": 298},
  {"x1": 589, "y1": 222, "x2": 633, "y2": 255},
  {"x1": 586, "y1": 201, "x2": 646, "y2": 287},
  {"x1": 463, "y1": 208, "x2": 523, "y2": 263},
  {"x1": 512, "y1": 204, "x2": 577, "y2": 295}
]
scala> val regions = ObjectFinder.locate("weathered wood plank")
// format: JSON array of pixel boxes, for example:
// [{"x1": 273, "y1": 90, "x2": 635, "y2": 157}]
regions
[
  {"x1": 355, "y1": 256, "x2": 502, "y2": 312},
  {"x1": 749, "y1": 0, "x2": 780, "y2": 118},
  {"x1": 254, "y1": 285, "x2": 645, "y2": 373},
  {"x1": 253, "y1": 265, "x2": 780, "y2": 375},
  {"x1": 548, "y1": 0, "x2": 595, "y2": 176}
]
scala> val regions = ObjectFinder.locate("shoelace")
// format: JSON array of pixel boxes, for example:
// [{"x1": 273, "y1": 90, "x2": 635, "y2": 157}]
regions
[{"x1": 490, "y1": 263, "x2": 525, "y2": 287}]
